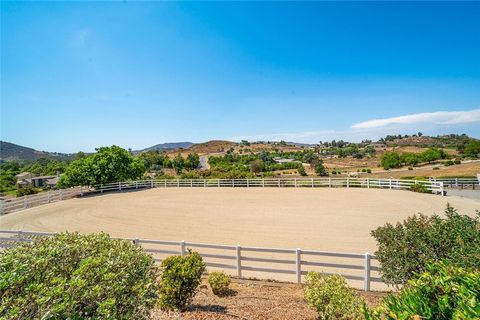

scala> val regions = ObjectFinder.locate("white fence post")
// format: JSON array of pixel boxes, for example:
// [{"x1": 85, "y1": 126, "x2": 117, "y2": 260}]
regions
[
  {"x1": 389, "y1": 179, "x2": 392, "y2": 189},
  {"x1": 119, "y1": 182, "x2": 122, "y2": 191},
  {"x1": 247, "y1": 179, "x2": 250, "y2": 187},
  {"x1": 440, "y1": 182, "x2": 444, "y2": 196},
  {"x1": 367, "y1": 178, "x2": 370, "y2": 189},
  {"x1": 151, "y1": 180, "x2": 154, "y2": 188},
  {"x1": 296, "y1": 248, "x2": 301, "y2": 284},
  {"x1": 180, "y1": 240, "x2": 186, "y2": 257},
  {"x1": 262, "y1": 179, "x2": 265, "y2": 187},
  {"x1": 236, "y1": 244, "x2": 242, "y2": 279},
  {"x1": 23, "y1": 197, "x2": 27, "y2": 209},
  {"x1": 133, "y1": 237, "x2": 140, "y2": 247},
  {"x1": 177, "y1": 179, "x2": 180, "y2": 187},
  {"x1": 101, "y1": 184, "x2": 103, "y2": 193},
  {"x1": 347, "y1": 177, "x2": 350, "y2": 188},
  {"x1": 311, "y1": 178, "x2": 314, "y2": 188},
  {"x1": 329, "y1": 177, "x2": 331, "y2": 188},
  {"x1": 364, "y1": 252, "x2": 371, "y2": 292},
  {"x1": 294, "y1": 178, "x2": 297, "y2": 187}
]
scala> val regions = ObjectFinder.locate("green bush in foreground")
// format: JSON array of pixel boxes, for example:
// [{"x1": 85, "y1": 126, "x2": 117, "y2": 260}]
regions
[
  {"x1": 158, "y1": 250, "x2": 205, "y2": 311},
  {"x1": 0, "y1": 232, "x2": 159, "y2": 320},
  {"x1": 304, "y1": 272, "x2": 364, "y2": 320},
  {"x1": 365, "y1": 262, "x2": 480, "y2": 320},
  {"x1": 208, "y1": 271, "x2": 231, "y2": 296},
  {"x1": 371, "y1": 206, "x2": 480, "y2": 286}
]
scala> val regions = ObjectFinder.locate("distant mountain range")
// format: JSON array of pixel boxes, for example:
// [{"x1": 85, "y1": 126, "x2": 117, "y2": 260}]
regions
[
  {"x1": 0, "y1": 141, "x2": 195, "y2": 162},
  {"x1": 0, "y1": 141, "x2": 76, "y2": 162},
  {"x1": 137, "y1": 142, "x2": 194, "y2": 153}
]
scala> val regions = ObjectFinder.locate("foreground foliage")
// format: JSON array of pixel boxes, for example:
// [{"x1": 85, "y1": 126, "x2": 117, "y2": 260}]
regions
[
  {"x1": 0, "y1": 232, "x2": 159, "y2": 320},
  {"x1": 304, "y1": 272, "x2": 364, "y2": 320},
  {"x1": 208, "y1": 271, "x2": 231, "y2": 296},
  {"x1": 158, "y1": 250, "x2": 206, "y2": 311},
  {"x1": 371, "y1": 206, "x2": 480, "y2": 286},
  {"x1": 365, "y1": 262, "x2": 480, "y2": 320}
]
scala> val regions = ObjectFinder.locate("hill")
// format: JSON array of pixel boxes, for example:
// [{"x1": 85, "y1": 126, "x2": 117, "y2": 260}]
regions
[
  {"x1": 138, "y1": 142, "x2": 193, "y2": 153},
  {"x1": 0, "y1": 141, "x2": 75, "y2": 162}
]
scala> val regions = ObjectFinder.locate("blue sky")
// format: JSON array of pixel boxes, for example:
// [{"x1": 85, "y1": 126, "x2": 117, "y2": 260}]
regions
[{"x1": 1, "y1": 1, "x2": 480, "y2": 152}]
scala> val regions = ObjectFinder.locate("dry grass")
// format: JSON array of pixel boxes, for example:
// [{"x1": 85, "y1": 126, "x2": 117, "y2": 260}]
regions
[
  {"x1": 150, "y1": 278, "x2": 385, "y2": 320},
  {"x1": 367, "y1": 161, "x2": 480, "y2": 179}
]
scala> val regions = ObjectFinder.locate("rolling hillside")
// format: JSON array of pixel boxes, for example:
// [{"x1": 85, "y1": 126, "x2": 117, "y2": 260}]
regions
[{"x1": 0, "y1": 141, "x2": 75, "y2": 162}]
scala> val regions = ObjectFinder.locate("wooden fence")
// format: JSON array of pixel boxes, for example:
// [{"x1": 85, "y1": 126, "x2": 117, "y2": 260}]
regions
[
  {"x1": 0, "y1": 229, "x2": 383, "y2": 291},
  {"x1": 0, "y1": 178, "x2": 444, "y2": 215}
]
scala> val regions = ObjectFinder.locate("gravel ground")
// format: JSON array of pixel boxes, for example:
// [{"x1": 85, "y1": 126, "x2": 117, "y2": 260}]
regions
[{"x1": 150, "y1": 278, "x2": 386, "y2": 320}]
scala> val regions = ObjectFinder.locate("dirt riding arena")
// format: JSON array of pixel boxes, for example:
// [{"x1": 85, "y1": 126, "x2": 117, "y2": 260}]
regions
[
  {"x1": 1, "y1": 188, "x2": 478, "y2": 252},
  {"x1": 2, "y1": 188, "x2": 479, "y2": 289}
]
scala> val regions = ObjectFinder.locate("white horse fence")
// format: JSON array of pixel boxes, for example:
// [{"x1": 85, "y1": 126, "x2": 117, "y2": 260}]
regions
[
  {"x1": 0, "y1": 229, "x2": 384, "y2": 291},
  {"x1": 0, "y1": 178, "x2": 444, "y2": 215}
]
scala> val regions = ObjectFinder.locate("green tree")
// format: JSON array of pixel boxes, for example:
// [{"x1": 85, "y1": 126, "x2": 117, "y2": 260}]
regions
[
  {"x1": 185, "y1": 153, "x2": 200, "y2": 170},
  {"x1": 58, "y1": 145, "x2": 146, "y2": 187},
  {"x1": 464, "y1": 140, "x2": 480, "y2": 157},
  {"x1": 421, "y1": 148, "x2": 446, "y2": 163},
  {"x1": 311, "y1": 159, "x2": 327, "y2": 176},
  {"x1": 380, "y1": 152, "x2": 402, "y2": 170},
  {"x1": 250, "y1": 159, "x2": 265, "y2": 173},
  {"x1": 172, "y1": 154, "x2": 185, "y2": 174}
]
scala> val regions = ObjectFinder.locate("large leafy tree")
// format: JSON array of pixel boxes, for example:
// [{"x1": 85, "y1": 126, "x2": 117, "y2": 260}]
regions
[{"x1": 58, "y1": 146, "x2": 146, "y2": 187}]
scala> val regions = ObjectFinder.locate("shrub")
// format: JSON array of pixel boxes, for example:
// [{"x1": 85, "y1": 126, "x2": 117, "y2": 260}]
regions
[
  {"x1": 444, "y1": 160, "x2": 454, "y2": 166},
  {"x1": 454, "y1": 159, "x2": 462, "y2": 164},
  {"x1": 16, "y1": 186, "x2": 40, "y2": 197},
  {"x1": 0, "y1": 232, "x2": 159, "y2": 320},
  {"x1": 409, "y1": 183, "x2": 429, "y2": 193},
  {"x1": 408, "y1": 166, "x2": 413, "y2": 170},
  {"x1": 297, "y1": 165, "x2": 307, "y2": 176},
  {"x1": 366, "y1": 168, "x2": 372, "y2": 173},
  {"x1": 304, "y1": 272, "x2": 364, "y2": 320},
  {"x1": 208, "y1": 271, "x2": 231, "y2": 296},
  {"x1": 158, "y1": 250, "x2": 205, "y2": 311},
  {"x1": 371, "y1": 206, "x2": 480, "y2": 286},
  {"x1": 433, "y1": 166, "x2": 440, "y2": 170},
  {"x1": 365, "y1": 262, "x2": 480, "y2": 320}
]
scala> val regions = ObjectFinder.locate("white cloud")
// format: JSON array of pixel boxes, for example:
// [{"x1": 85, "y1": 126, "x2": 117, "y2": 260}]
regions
[{"x1": 351, "y1": 109, "x2": 480, "y2": 129}]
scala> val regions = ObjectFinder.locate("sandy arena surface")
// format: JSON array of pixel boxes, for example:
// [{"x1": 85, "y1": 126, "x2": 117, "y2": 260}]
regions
[
  {"x1": 1, "y1": 188, "x2": 479, "y2": 253},
  {"x1": 2, "y1": 188, "x2": 478, "y2": 289}
]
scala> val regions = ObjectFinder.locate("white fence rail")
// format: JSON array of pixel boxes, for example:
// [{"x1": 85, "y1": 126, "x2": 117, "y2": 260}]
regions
[
  {"x1": 0, "y1": 178, "x2": 444, "y2": 215},
  {"x1": 430, "y1": 177, "x2": 479, "y2": 189},
  {"x1": 0, "y1": 229, "x2": 382, "y2": 291}
]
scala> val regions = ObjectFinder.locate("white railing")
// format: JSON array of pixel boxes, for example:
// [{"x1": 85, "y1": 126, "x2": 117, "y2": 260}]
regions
[
  {"x1": 430, "y1": 177, "x2": 479, "y2": 189},
  {"x1": 0, "y1": 187, "x2": 85, "y2": 215},
  {"x1": 0, "y1": 229, "x2": 382, "y2": 291},
  {"x1": 0, "y1": 178, "x2": 444, "y2": 215}
]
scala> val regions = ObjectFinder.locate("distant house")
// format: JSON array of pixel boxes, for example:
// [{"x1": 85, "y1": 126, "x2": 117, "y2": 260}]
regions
[{"x1": 16, "y1": 172, "x2": 59, "y2": 188}]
